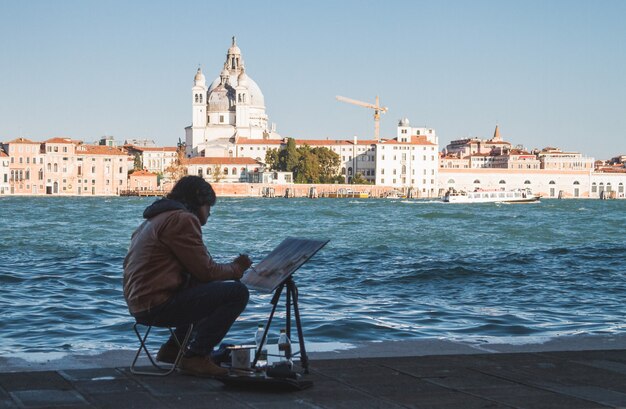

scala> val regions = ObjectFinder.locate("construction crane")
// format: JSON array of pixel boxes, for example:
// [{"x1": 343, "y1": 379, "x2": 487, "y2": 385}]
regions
[{"x1": 336, "y1": 95, "x2": 388, "y2": 141}]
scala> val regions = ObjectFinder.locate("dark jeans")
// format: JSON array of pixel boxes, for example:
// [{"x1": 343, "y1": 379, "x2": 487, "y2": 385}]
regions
[{"x1": 135, "y1": 281, "x2": 249, "y2": 356}]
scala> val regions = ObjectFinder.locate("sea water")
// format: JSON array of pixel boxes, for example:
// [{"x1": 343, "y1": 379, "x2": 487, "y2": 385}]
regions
[{"x1": 0, "y1": 196, "x2": 625, "y2": 356}]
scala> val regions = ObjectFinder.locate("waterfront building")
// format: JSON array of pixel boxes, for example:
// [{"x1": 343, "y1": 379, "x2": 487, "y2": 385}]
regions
[
  {"x1": 128, "y1": 170, "x2": 158, "y2": 192},
  {"x1": 44, "y1": 137, "x2": 81, "y2": 195},
  {"x1": 185, "y1": 37, "x2": 281, "y2": 158},
  {"x1": 0, "y1": 148, "x2": 9, "y2": 195},
  {"x1": 443, "y1": 125, "x2": 512, "y2": 157},
  {"x1": 374, "y1": 118, "x2": 439, "y2": 196},
  {"x1": 536, "y1": 147, "x2": 594, "y2": 171},
  {"x1": 5, "y1": 138, "x2": 45, "y2": 195},
  {"x1": 439, "y1": 168, "x2": 592, "y2": 199},
  {"x1": 73, "y1": 145, "x2": 129, "y2": 195},
  {"x1": 590, "y1": 169, "x2": 626, "y2": 198},
  {"x1": 125, "y1": 146, "x2": 178, "y2": 174},
  {"x1": 186, "y1": 156, "x2": 263, "y2": 183}
]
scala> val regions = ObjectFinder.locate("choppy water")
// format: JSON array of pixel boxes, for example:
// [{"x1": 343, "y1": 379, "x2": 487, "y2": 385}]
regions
[{"x1": 1, "y1": 196, "x2": 625, "y2": 356}]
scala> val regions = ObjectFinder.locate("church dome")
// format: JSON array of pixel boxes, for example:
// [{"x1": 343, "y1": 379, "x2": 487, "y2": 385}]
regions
[
  {"x1": 207, "y1": 38, "x2": 266, "y2": 108},
  {"x1": 399, "y1": 118, "x2": 410, "y2": 126},
  {"x1": 207, "y1": 84, "x2": 235, "y2": 112},
  {"x1": 209, "y1": 71, "x2": 264, "y2": 107}
]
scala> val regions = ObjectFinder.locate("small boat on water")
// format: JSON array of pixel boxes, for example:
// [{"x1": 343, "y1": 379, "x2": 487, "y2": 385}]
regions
[{"x1": 443, "y1": 188, "x2": 541, "y2": 204}]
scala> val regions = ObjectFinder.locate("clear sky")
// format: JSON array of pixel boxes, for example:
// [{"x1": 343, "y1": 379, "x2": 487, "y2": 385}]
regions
[{"x1": 1, "y1": 0, "x2": 625, "y2": 159}]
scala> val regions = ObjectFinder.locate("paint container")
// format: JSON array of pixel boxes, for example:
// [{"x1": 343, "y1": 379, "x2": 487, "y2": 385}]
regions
[{"x1": 229, "y1": 346, "x2": 254, "y2": 369}]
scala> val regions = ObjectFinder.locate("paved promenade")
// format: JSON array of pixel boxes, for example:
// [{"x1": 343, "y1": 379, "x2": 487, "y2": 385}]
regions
[{"x1": 2, "y1": 347, "x2": 626, "y2": 408}]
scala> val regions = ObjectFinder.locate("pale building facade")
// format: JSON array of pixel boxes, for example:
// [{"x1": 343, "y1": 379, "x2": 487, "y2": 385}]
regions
[
  {"x1": 374, "y1": 119, "x2": 439, "y2": 196},
  {"x1": 129, "y1": 170, "x2": 158, "y2": 191},
  {"x1": 439, "y1": 169, "x2": 593, "y2": 199},
  {"x1": 137, "y1": 147, "x2": 178, "y2": 174},
  {"x1": 44, "y1": 138, "x2": 79, "y2": 195},
  {"x1": 0, "y1": 149, "x2": 9, "y2": 194},
  {"x1": 590, "y1": 171, "x2": 626, "y2": 198},
  {"x1": 186, "y1": 157, "x2": 263, "y2": 183},
  {"x1": 537, "y1": 148, "x2": 595, "y2": 171},
  {"x1": 5, "y1": 138, "x2": 45, "y2": 195},
  {"x1": 74, "y1": 145, "x2": 129, "y2": 195},
  {"x1": 185, "y1": 37, "x2": 281, "y2": 158}
]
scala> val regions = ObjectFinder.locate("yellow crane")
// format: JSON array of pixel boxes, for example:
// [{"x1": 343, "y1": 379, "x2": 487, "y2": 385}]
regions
[{"x1": 336, "y1": 95, "x2": 388, "y2": 141}]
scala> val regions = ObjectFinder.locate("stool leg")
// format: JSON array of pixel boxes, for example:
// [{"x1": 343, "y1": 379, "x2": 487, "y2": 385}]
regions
[{"x1": 130, "y1": 323, "x2": 194, "y2": 376}]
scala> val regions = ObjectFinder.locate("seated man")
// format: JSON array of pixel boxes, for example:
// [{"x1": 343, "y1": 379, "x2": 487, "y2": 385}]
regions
[{"x1": 123, "y1": 175, "x2": 252, "y2": 377}]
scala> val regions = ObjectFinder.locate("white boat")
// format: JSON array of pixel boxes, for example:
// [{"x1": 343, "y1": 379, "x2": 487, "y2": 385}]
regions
[{"x1": 443, "y1": 188, "x2": 541, "y2": 203}]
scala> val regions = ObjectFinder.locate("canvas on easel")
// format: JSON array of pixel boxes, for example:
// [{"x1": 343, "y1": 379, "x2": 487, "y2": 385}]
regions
[{"x1": 241, "y1": 237, "x2": 329, "y2": 292}]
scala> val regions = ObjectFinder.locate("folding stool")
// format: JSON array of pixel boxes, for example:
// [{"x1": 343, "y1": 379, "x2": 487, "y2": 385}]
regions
[{"x1": 130, "y1": 322, "x2": 194, "y2": 376}]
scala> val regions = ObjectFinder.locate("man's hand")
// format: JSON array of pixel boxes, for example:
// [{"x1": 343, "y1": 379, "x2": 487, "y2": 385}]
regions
[{"x1": 233, "y1": 253, "x2": 253, "y2": 278}]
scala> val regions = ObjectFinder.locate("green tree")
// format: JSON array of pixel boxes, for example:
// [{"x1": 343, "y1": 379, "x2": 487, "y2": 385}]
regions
[
  {"x1": 279, "y1": 138, "x2": 299, "y2": 172},
  {"x1": 351, "y1": 172, "x2": 369, "y2": 185},
  {"x1": 212, "y1": 165, "x2": 224, "y2": 182},
  {"x1": 133, "y1": 153, "x2": 143, "y2": 171},
  {"x1": 293, "y1": 146, "x2": 320, "y2": 183},
  {"x1": 312, "y1": 147, "x2": 341, "y2": 183},
  {"x1": 265, "y1": 148, "x2": 280, "y2": 171}
]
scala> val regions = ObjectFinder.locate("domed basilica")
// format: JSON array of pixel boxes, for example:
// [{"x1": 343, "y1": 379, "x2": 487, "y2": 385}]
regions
[{"x1": 185, "y1": 37, "x2": 281, "y2": 158}]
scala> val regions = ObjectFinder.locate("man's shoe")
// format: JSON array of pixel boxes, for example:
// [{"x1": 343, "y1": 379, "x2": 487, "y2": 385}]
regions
[
  {"x1": 179, "y1": 355, "x2": 228, "y2": 377},
  {"x1": 156, "y1": 340, "x2": 180, "y2": 364}
]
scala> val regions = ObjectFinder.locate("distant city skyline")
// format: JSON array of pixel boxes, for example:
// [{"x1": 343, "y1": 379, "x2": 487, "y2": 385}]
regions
[{"x1": 1, "y1": 0, "x2": 625, "y2": 159}]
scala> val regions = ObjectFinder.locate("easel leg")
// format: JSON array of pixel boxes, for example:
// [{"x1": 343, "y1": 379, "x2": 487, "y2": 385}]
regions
[
  {"x1": 287, "y1": 278, "x2": 309, "y2": 374},
  {"x1": 252, "y1": 283, "x2": 284, "y2": 368}
]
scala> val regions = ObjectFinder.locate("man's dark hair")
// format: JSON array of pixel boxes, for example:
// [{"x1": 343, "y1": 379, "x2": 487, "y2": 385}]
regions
[{"x1": 167, "y1": 176, "x2": 216, "y2": 214}]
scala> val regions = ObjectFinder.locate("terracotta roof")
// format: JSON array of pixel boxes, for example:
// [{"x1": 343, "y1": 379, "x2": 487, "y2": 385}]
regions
[
  {"x1": 7, "y1": 137, "x2": 38, "y2": 144},
  {"x1": 130, "y1": 146, "x2": 178, "y2": 152},
  {"x1": 44, "y1": 137, "x2": 77, "y2": 144},
  {"x1": 131, "y1": 170, "x2": 157, "y2": 176},
  {"x1": 597, "y1": 167, "x2": 626, "y2": 173},
  {"x1": 381, "y1": 136, "x2": 436, "y2": 146},
  {"x1": 76, "y1": 145, "x2": 128, "y2": 156},
  {"x1": 187, "y1": 157, "x2": 260, "y2": 165},
  {"x1": 236, "y1": 137, "x2": 378, "y2": 146},
  {"x1": 0, "y1": 150, "x2": 8, "y2": 157}
]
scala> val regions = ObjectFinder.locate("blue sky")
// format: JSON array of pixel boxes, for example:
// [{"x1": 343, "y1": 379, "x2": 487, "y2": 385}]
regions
[{"x1": 1, "y1": 0, "x2": 624, "y2": 159}]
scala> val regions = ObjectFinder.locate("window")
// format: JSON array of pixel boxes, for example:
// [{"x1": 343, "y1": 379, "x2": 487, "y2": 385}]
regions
[
  {"x1": 524, "y1": 180, "x2": 531, "y2": 184},
  {"x1": 549, "y1": 180, "x2": 556, "y2": 185},
  {"x1": 220, "y1": 115, "x2": 224, "y2": 123},
  {"x1": 448, "y1": 179, "x2": 455, "y2": 184},
  {"x1": 499, "y1": 180, "x2": 506, "y2": 184},
  {"x1": 474, "y1": 179, "x2": 480, "y2": 184}
]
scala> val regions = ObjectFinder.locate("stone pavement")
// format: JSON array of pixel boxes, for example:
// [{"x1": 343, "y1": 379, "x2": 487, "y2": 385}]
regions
[{"x1": 2, "y1": 349, "x2": 626, "y2": 408}]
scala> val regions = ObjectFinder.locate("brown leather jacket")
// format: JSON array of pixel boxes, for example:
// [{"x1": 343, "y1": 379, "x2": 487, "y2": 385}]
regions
[{"x1": 123, "y1": 199, "x2": 242, "y2": 315}]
